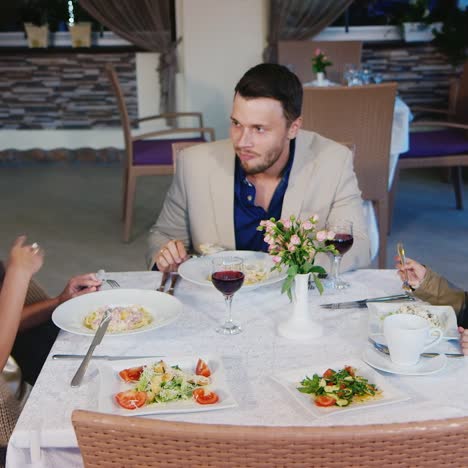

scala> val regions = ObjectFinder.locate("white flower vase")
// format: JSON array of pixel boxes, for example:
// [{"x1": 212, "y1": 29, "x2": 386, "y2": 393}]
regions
[
  {"x1": 277, "y1": 273, "x2": 323, "y2": 340},
  {"x1": 316, "y1": 72, "x2": 325, "y2": 86}
]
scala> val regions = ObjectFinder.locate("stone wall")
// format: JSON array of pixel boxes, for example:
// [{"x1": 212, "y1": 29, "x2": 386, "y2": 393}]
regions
[
  {"x1": 363, "y1": 43, "x2": 462, "y2": 108},
  {"x1": 0, "y1": 52, "x2": 137, "y2": 129}
]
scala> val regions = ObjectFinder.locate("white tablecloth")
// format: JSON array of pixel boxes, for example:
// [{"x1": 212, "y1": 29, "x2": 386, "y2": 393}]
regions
[
  {"x1": 389, "y1": 97, "x2": 412, "y2": 188},
  {"x1": 7, "y1": 269, "x2": 466, "y2": 468}
]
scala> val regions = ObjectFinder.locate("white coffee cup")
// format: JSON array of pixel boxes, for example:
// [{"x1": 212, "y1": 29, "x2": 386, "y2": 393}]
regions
[{"x1": 383, "y1": 314, "x2": 443, "y2": 366}]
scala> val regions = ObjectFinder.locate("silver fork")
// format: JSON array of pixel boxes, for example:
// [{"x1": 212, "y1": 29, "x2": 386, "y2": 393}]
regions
[
  {"x1": 97, "y1": 269, "x2": 120, "y2": 288},
  {"x1": 397, "y1": 242, "x2": 413, "y2": 292}
]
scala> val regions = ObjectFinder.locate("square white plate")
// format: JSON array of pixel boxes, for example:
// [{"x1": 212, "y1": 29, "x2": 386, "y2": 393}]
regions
[
  {"x1": 98, "y1": 355, "x2": 237, "y2": 416},
  {"x1": 271, "y1": 358, "x2": 410, "y2": 418},
  {"x1": 367, "y1": 302, "x2": 458, "y2": 340}
]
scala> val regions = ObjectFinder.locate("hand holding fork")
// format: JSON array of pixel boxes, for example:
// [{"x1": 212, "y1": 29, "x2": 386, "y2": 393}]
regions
[{"x1": 396, "y1": 243, "x2": 427, "y2": 292}]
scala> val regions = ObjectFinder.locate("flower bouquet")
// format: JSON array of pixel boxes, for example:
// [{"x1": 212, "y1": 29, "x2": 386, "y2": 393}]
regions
[
  {"x1": 257, "y1": 215, "x2": 337, "y2": 300},
  {"x1": 311, "y1": 48, "x2": 333, "y2": 74}
]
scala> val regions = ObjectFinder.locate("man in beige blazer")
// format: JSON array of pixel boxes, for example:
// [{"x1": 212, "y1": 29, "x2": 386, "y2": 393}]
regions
[{"x1": 147, "y1": 64, "x2": 371, "y2": 273}]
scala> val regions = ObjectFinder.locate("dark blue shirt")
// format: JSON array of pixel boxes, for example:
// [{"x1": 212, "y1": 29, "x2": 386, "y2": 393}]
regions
[{"x1": 234, "y1": 140, "x2": 295, "y2": 252}]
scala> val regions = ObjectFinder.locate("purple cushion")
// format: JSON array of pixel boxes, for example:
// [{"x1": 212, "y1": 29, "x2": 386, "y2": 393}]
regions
[
  {"x1": 132, "y1": 137, "x2": 205, "y2": 166},
  {"x1": 401, "y1": 129, "x2": 468, "y2": 159}
]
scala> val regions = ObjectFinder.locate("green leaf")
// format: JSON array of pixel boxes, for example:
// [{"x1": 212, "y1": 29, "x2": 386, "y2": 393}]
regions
[
  {"x1": 287, "y1": 265, "x2": 298, "y2": 276},
  {"x1": 313, "y1": 274, "x2": 324, "y2": 295},
  {"x1": 309, "y1": 265, "x2": 326, "y2": 275}
]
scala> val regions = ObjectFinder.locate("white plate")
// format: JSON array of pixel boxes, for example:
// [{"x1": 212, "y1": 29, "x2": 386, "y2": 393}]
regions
[
  {"x1": 52, "y1": 289, "x2": 182, "y2": 336},
  {"x1": 178, "y1": 250, "x2": 286, "y2": 290},
  {"x1": 271, "y1": 358, "x2": 410, "y2": 418},
  {"x1": 98, "y1": 355, "x2": 237, "y2": 416},
  {"x1": 367, "y1": 302, "x2": 458, "y2": 340},
  {"x1": 362, "y1": 345, "x2": 447, "y2": 376}
]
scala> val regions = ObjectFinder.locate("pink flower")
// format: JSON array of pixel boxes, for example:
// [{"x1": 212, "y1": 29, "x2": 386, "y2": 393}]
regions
[
  {"x1": 315, "y1": 48, "x2": 321, "y2": 56},
  {"x1": 327, "y1": 230, "x2": 335, "y2": 240},
  {"x1": 282, "y1": 219, "x2": 292, "y2": 229},
  {"x1": 301, "y1": 221, "x2": 312, "y2": 230},
  {"x1": 316, "y1": 230, "x2": 327, "y2": 242},
  {"x1": 287, "y1": 243, "x2": 296, "y2": 252},
  {"x1": 312, "y1": 214, "x2": 319, "y2": 223},
  {"x1": 290, "y1": 234, "x2": 301, "y2": 245},
  {"x1": 272, "y1": 256, "x2": 281, "y2": 264}
]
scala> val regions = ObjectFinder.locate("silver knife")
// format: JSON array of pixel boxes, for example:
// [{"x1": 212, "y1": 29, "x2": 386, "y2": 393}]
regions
[
  {"x1": 368, "y1": 337, "x2": 464, "y2": 358},
  {"x1": 54, "y1": 354, "x2": 162, "y2": 360},
  {"x1": 320, "y1": 293, "x2": 414, "y2": 309},
  {"x1": 70, "y1": 310, "x2": 112, "y2": 387}
]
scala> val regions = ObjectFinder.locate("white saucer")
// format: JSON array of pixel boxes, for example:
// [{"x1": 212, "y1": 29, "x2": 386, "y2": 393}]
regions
[{"x1": 362, "y1": 344, "x2": 447, "y2": 376}]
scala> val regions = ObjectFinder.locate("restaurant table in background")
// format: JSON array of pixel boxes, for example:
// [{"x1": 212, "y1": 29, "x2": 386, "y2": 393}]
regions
[{"x1": 6, "y1": 270, "x2": 467, "y2": 468}]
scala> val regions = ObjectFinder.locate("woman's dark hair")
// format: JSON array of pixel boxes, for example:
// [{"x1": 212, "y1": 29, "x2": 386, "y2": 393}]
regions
[{"x1": 234, "y1": 63, "x2": 303, "y2": 126}]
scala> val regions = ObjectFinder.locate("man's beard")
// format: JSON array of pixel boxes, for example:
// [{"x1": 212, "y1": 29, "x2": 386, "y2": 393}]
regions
[{"x1": 237, "y1": 146, "x2": 284, "y2": 175}]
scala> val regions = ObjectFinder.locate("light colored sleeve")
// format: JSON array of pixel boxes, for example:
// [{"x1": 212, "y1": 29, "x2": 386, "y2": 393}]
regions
[
  {"x1": 316, "y1": 148, "x2": 371, "y2": 271},
  {"x1": 146, "y1": 152, "x2": 192, "y2": 268}
]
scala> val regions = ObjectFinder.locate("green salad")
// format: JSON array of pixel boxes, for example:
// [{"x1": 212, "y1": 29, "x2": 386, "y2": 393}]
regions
[
  {"x1": 134, "y1": 360, "x2": 209, "y2": 404},
  {"x1": 297, "y1": 365, "x2": 381, "y2": 407}
]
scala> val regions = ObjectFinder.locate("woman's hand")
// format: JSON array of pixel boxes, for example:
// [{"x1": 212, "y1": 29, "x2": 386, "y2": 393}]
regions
[
  {"x1": 458, "y1": 327, "x2": 468, "y2": 356},
  {"x1": 395, "y1": 256, "x2": 426, "y2": 289},
  {"x1": 7, "y1": 235, "x2": 44, "y2": 278}
]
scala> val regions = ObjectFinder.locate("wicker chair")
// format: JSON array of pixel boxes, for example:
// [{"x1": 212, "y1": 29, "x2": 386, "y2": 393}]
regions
[
  {"x1": 393, "y1": 61, "x2": 468, "y2": 211},
  {"x1": 105, "y1": 64, "x2": 216, "y2": 242},
  {"x1": 301, "y1": 83, "x2": 397, "y2": 268},
  {"x1": 72, "y1": 410, "x2": 468, "y2": 467},
  {"x1": 278, "y1": 40, "x2": 362, "y2": 84}
]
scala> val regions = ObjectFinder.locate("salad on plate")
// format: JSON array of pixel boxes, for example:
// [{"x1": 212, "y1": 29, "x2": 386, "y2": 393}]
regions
[
  {"x1": 115, "y1": 358, "x2": 219, "y2": 410},
  {"x1": 297, "y1": 365, "x2": 382, "y2": 407}
]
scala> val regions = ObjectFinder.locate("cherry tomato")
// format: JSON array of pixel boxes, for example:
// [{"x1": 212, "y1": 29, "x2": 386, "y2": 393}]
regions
[
  {"x1": 119, "y1": 366, "x2": 144, "y2": 382},
  {"x1": 115, "y1": 390, "x2": 147, "y2": 410},
  {"x1": 193, "y1": 388, "x2": 219, "y2": 405},
  {"x1": 315, "y1": 395, "x2": 336, "y2": 407},
  {"x1": 322, "y1": 368, "x2": 335, "y2": 380},
  {"x1": 195, "y1": 358, "x2": 211, "y2": 377},
  {"x1": 344, "y1": 365, "x2": 355, "y2": 377}
]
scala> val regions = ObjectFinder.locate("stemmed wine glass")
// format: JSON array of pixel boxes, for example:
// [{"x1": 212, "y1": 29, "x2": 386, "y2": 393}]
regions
[
  {"x1": 211, "y1": 256, "x2": 245, "y2": 335},
  {"x1": 325, "y1": 221, "x2": 354, "y2": 289}
]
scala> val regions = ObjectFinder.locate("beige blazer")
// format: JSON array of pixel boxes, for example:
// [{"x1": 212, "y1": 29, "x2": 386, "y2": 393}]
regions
[{"x1": 147, "y1": 129, "x2": 371, "y2": 271}]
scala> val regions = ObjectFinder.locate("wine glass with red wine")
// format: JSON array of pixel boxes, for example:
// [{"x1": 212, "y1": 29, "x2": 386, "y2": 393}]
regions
[
  {"x1": 325, "y1": 221, "x2": 354, "y2": 289},
  {"x1": 211, "y1": 256, "x2": 244, "y2": 335}
]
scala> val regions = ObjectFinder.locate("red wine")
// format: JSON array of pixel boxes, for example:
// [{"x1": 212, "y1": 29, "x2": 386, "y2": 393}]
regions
[
  {"x1": 326, "y1": 233, "x2": 354, "y2": 255},
  {"x1": 211, "y1": 270, "x2": 244, "y2": 296}
]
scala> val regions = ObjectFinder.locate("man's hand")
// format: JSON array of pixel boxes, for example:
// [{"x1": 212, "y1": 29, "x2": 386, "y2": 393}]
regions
[
  {"x1": 57, "y1": 273, "x2": 102, "y2": 304},
  {"x1": 7, "y1": 235, "x2": 44, "y2": 277},
  {"x1": 154, "y1": 240, "x2": 189, "y2": 272},
  {"x1": 395, "y1": 256, "x2": 427, "y2": 289},
  {"x1": 458, "y1": 327, "x2": 468, "y2": 356}
]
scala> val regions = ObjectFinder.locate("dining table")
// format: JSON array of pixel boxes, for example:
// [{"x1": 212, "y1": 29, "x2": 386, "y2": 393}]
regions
[{"x1": 6, "y1": 268, "x2": 467, "y2": 468}]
